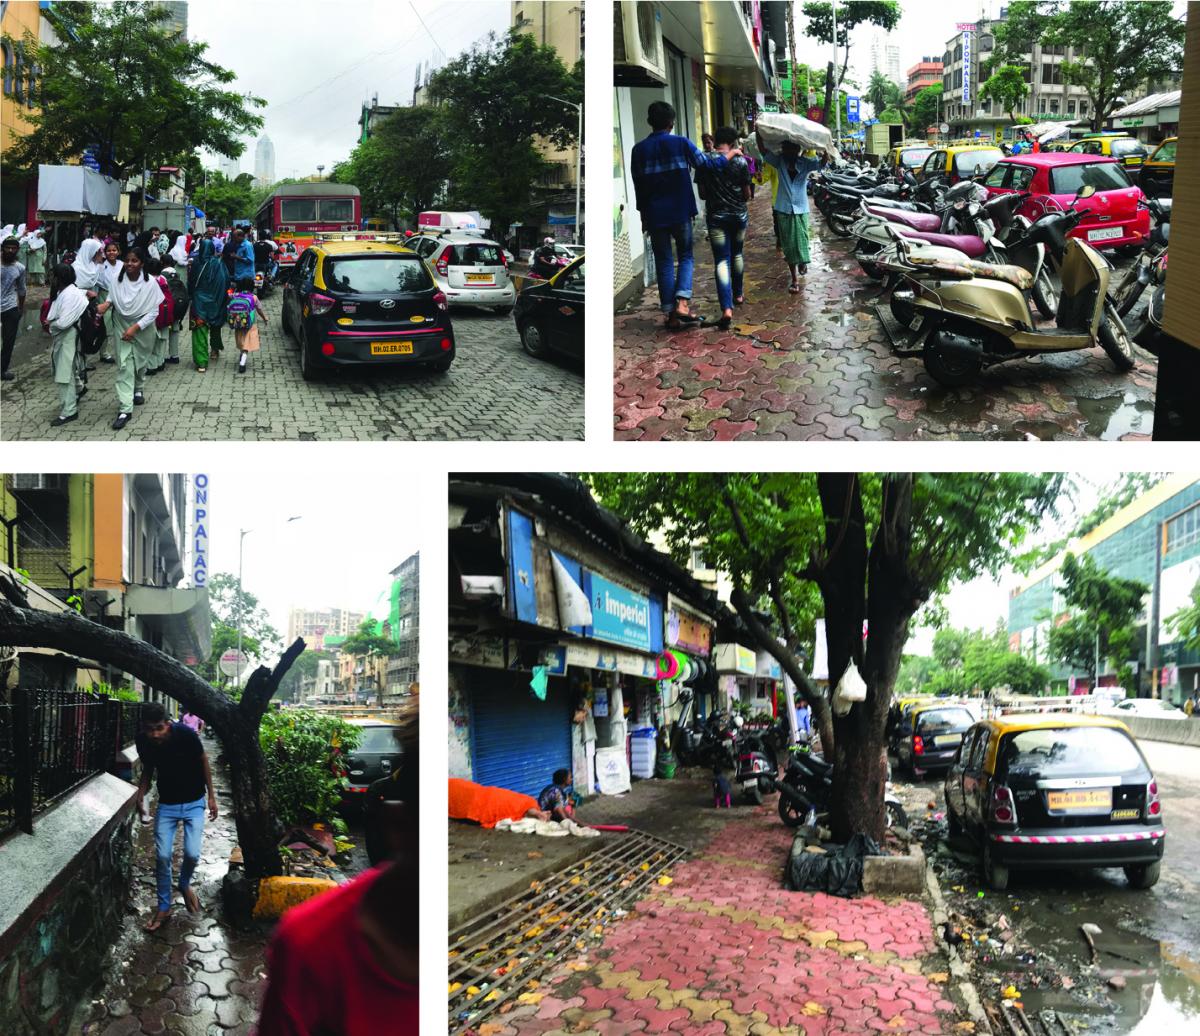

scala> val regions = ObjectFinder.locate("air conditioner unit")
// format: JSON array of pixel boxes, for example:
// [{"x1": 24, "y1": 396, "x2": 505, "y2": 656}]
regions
[
  {"x1": 615, "y1": 2, "x2": 667, "y2": 87},
  {"x1": 10, "y1": 474, "x2": 68, "y2": 492}
]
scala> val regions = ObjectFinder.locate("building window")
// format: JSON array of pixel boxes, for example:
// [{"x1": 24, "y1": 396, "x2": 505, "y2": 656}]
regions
[
  {"x1": 943, "y1": 50, "x2": 952, "y2": 65},
  {"x1": 954, "y1": 69, "x2": 963, "y2": 88},
  {"x1": 1080, "y1": 100, "x2": 1088, "y2": 117},
  {"x1": 1042, "y1": 63, "x2": 1063, "y2": 85},
  {"x1": 955, "y1": 44, "x2": 963, "y2": 61},
  {"x1": 1067, "y1": 99, "x2": 1076, "y2": 115},
  {"x1": 1166, "y1": 505, "x2": 1200, "y2": 553},
  {"x1": 943, "y1": 75, "x2": 952, "y2": 92},
  {"x1": 1050, "y1": 98, "x2": 1060, "y2": 114},
  {"x1": 690, "y1": 547, "x2": 709, "y2": 571},
  {"x1": 1022, "y1": 64, "x2": 1032, "y2": 83}
]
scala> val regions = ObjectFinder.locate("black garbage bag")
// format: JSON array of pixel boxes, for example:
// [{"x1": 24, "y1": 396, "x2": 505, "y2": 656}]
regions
[{"x1": 786, "y1": 832, "x2": 882, "y2": 897}]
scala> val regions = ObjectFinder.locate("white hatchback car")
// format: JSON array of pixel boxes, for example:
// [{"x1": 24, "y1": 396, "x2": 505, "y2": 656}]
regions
[
  {"x1": 1110, "y1": 698, "x2": 1188, "y2": 721},
  {"x1": 409, "y1": 232, "x2": 516, "y2": 313}
]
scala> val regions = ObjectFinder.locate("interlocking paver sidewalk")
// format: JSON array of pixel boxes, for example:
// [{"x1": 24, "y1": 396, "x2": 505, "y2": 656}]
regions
[
  {"x1": 483, "y1": 805, "x2": 961, "y2": 1035},
  {"x1": 614, "y1": 187, "x2": 1156, "y2": 441}
]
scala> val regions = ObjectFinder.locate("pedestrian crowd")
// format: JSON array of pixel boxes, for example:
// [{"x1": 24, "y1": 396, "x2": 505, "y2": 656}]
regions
[
  {"x1": 0, "y1": 220, "x2": 281, "y2": 429},
  {"x1": 630, "y1": 101, "x2": 824, "y2": 332}
]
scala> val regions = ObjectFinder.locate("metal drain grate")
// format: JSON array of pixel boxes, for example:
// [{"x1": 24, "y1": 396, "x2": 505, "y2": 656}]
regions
[{"x1": 447, "y1": 829, "x2": 690, "y2": 1034}]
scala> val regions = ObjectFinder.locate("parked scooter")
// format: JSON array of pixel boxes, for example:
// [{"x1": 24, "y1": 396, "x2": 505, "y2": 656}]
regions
[
  {"x1": 774, "y1": 745, "x2": 907, "y2": 830},
  {"x1": 885, "y1": 184, "x2": 1135, "y2": 386},
  {"x1": 253, "y1": 263, "x2": 274, "y2": 299},
  {"x1": 1110, "y1": 195, "x2": 1171, "y2": 318},
  {"x1": 1129, "y1": 246, "x2": 1167, "y2": 347}
]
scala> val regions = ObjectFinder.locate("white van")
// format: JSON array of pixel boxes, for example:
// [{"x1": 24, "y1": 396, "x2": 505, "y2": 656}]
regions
[{"x1": 416, "y1": 210, "x2": 490, "y2": 234}]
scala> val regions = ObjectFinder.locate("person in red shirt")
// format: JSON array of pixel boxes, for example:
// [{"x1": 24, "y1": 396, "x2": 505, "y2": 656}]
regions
[{"x1": 255, "y1": 714, "x2": 418, "y2": 1036}]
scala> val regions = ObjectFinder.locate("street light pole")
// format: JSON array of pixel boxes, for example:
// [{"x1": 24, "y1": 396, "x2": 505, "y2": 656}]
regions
[
  {"x1": 546, "y1": 95, "x2": 583, "y2": 245},
  {"x1": 236, "y1": 515, "x2": 301, "y2": 691}
]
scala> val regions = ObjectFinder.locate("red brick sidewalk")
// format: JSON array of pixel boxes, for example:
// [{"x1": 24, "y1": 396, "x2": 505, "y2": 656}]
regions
[{"x1": 480, "y1": 806, "x2": 960, "y2": 1035}]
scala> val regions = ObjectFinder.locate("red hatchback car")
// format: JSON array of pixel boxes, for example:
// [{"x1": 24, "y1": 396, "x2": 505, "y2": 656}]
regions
[{"x1": 982, "y1": 153, "x2": 1150, "y2": 250}]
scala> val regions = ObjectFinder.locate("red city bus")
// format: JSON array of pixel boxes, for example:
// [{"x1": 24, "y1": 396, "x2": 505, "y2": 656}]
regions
[{"x1": 254, "y1": 182, "x2": 361, "y2": 274}]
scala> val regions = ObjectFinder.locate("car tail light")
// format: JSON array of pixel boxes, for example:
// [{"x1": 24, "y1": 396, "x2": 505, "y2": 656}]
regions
[
  {"x1": 321, "y1": 342, "x2": 335, "y2": 356},
  {"x1": 435, "y1": 247, "x2": 452, "y2": 277},
  {"x1": 432, "y1": 290, "x2": 448, "y2": 311},
  {"x1": 308, "y1": 292, "x2": 335, "y2": 316},
  {"x1": 912, "y1": 735, "x2": 925, "y2": 756},
  {"x1": 990, "y1": 784, "x2": 1016, "y2": 826},
  {"x1": 440, "y1": 337, "x2": 452, "y2": 351},
  {"x1": 499, "y1": 250, "x2": 508, "y2": 268},
  {"x1": 1146, "y1": 779, "x2": 1161, "y2": 818}
]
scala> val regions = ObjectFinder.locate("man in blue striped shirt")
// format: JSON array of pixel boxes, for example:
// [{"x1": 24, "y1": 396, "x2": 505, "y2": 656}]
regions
[{"x1": 631, "y1": 101, "x2": 738, "y2": 329}]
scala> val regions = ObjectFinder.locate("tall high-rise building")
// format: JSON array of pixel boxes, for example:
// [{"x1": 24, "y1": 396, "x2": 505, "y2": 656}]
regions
[
  {"x1": 155, "y1": 1, "x2": 188, "y2": 39},
  {"x1": 254, "y1": 135, "x2": 275, "y2": 187},
  {"x1": 869, "y1": 31, "x2": 903, "y2": 87}
]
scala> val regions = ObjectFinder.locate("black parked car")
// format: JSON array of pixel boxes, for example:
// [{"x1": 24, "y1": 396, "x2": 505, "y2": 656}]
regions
[
  {"x1": 340, "y1": 720, "x2": 404, "y2": 812},
  {"x1": 513, "y1": 255, "x2": 584, "y2": 361}
]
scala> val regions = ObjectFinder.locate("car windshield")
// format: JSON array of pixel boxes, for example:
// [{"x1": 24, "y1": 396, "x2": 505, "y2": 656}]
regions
[
  {"x1": 1151, "y1": 140, "x2": 1176, "y2": 163},
  {"x1": 1001, "y1": 727, "x2": 1145, "y2": 778},
  {"x1": 902, "y1": 149, "x2": 933, "y2": 167},
  {"x1": 955, "y1": 149, "x2": 1003, "y2": 176},
  {"x1": 324, "y1": 256, "x2": 433, "y2": 294},
  {"x1": 561, "y1": 262, "x2": 585, "y2": 289},
  {"x1": 916, "y1": 708, "x2": 974, "y2": 734},
  {"x1": 1050, "y1": 161, "x2": 1131, "y2": 195},
  {"x1": 1109, "y1": 138, "x2": 1145, "y2": 157},
  {"x1": 453, "y1": 243, "x2": 503, "y2": 267},
  {"x1": 356, "y1": 726, "x2": 402, "y2": 753}
]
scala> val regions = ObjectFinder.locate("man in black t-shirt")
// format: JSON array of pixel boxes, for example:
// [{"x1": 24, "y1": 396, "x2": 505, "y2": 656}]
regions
[
  {"x1": 135, "y1": 701, "x2": 218, "y2": 931},
  {"x1": 694, "y1": 126, "x2": 752, "y2": 329}
]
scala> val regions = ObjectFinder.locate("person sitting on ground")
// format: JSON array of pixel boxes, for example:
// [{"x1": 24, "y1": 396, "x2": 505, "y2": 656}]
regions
[{"x1": 537, "y1": 769, "x2": 575, "y2": 822}]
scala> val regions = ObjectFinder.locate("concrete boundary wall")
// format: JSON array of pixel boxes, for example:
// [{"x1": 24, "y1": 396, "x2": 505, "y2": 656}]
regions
[{"x1": 1122, "y1": 714, "x2": 1200, "y2": 748}]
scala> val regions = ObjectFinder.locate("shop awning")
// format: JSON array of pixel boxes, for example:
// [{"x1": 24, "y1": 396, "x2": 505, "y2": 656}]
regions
[
  {"x1": 714, "y1": 642, "x2": 756, "y2": 675},
  {"x1": 124, "y1": 585, "x2": 212, "y2": 662}
]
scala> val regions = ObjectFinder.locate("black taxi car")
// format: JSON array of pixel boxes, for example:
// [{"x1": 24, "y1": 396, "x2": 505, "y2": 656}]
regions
[
  {"x1": 281, "y1": 237, "x2": 455, "y2": 381},
  {"x1": 944, "y1": 714, "x2": 1165, "y2": 891},
  {"x1": 513, "y1": 255, "x2": 584, "y2": 361},
  {"x1": 895, "y1": 702, "x2": 975, "y2": 777}
]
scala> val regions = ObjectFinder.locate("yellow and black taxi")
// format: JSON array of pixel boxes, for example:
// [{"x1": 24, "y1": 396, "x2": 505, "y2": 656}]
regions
[
  {"x1": 512, "y1": 254, "x2": 584, "y2": 362},
  {"x1": 281, "y1": 236, "x2": 455, "y2": 381},
  {"x1": 1137, "y1": 136, "x2": 1176, "y2": 199},
  {"x1": 917, "y1": 144, "x2": 1006, "y2": 186},
  {"x1": 1068, "y1": 133, "x2": 1148, "y2": 169},
  {"x1": 944, "y1": 713, "x2": 1165, "y2": 891},
  {"x1": 895, "y1": 701, "x2": 975, "y2": 776},
  {"x1": 883, "y1": 143, "x2": 935, "y2": 175}
]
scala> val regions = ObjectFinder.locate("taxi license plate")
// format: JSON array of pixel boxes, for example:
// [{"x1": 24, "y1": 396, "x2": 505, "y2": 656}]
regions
[
  {"x1": 466, "y1": 273, "x2": 493, "y2": 283},
  {"x1": 934, "y1": 734, "x2": 961, "y2": 748},
  {"x1": 370, "y1": 341, "x2": 413, "y2": 355},
  {"x1": 1087, "y1": 226, "x2": 1122, "y2": 242},
  {"x1": 1046, "y1": 789, "x2": 1112, "y2": 811}
]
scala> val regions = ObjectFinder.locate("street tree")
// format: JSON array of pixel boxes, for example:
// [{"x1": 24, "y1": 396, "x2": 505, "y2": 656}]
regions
[
  {"x1": 2, "y1": 2, "x2": 264, "y2": 182},
  {"x1": 990, "y1": 1, "x2": 1186, "y2": 132},
  {"x1": 1165, "y1": 578, "x2": 1200, "y2": 654},
  {"x1": 191, "y1": 172, "x2": 258, "y2": 229},
  {"x1": 1045, "y1": 552, "x2": 1148, "y2": 688},
  {"x1": 0, "y1": 573, "x2": 300, "y2": 882},
  {"x1": 865, "y1": 71, "x2": 894, "y2": 118},
  {"x1": 341, "y1": 619, "x2": 402, "y2": 707},
  {"x1": 802, "y1": 2, "x2": 901, "y2": 131},
  {"x1": 277, "y1": 648, "x2": 338, "y2": 702},
  {"x1": 427, "y1": 29, "x2": 581, "y2": 236},
  {"x1": 910, "y1": 84, "x2": 944, "y2": 135},
  {"x1": 588, "y1": 472, "x2": 1061, "y2": 842},
  {"x1": 980, "y1": 65, "x2": 1031, "y2": 123}
]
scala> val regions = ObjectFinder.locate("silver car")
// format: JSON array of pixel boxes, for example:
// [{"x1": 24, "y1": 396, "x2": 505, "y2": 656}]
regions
[{"x1": 409, "y1": 232, "x2": 515, "y2": 313}]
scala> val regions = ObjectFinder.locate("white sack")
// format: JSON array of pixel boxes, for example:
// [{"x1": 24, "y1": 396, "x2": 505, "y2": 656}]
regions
[
  {"x1": 755, "y1": 112, "x2": 838, "y2": 162},
  {"x1": 595, "y1": 746, "x2": 631, "y2": 795},
  {"x1": 832, "y1": 660, "x2": 868, "y2": 716}
]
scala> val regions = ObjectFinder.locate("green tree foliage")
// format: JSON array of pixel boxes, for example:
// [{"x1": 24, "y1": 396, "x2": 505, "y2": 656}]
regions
[
  {"x1": 1165, "y1": 578, "x2": 1200, "y2": 654},
  {"x1": 277, "y1": 648, "x2": 338, "y2": 702},
  {"x1": 980, "y1": 65, "x2": 1031, "y2": 122},
  {"x1": 258, "y1": 709, "x2": 361, "y2": 830},
  {"x1": 587, "y1": 473, "x2": 1061, "y2": 841},
  {"x1": 331, "y1": 106, "x2": 453, "y2": 229},
  {"x1": 910, "y1": 84, "x2": 944, "y2": 134},
  {"x1": 195, "y1": 573, "x2": 282, "y2": 689},
  {"x1": 192, "y1": 172, "x2": 257, "y2": 227},
  {"x1": 1046, "y1": 553, "x2": 1148, "y2": 686},
  {"x1": 990, "y1": 1, "x2": 1185, "y2": 132},
  {"x1": 802, "y1": 1, "x2": 901, "y2": 121},
  {"x1": 902, "y1": 626, "x2": 1049, "y2": 698},
  {"x1": 865, "y1": 71, "x2": 894, "y2": 117},
  {"x1": 2, "y1": 1, "x2": 264, "y2": 179},
  {"x1": 426, "y1": 29, "x2": 581, "y2": 235},
  {"x1": 1075, "y1": 473, "x2": 1166, "y2": 536},
  {"x1": 341, "y1": 619, "x2": 402, "y2": 706}
]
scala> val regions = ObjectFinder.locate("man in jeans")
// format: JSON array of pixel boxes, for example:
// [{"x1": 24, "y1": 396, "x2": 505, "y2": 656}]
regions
[
  {"x1": 1, "y1": 234, "x2": 27, "y2": 381},
  {"x1": 135, "y1": 701, "x2": 218, "y2": 931},
  {"x1": 631, "y1": 101, "x2": 739, "y2": 330},
  {"x1": 694, "y1": 127, "x2": 752, "y2": 329}
]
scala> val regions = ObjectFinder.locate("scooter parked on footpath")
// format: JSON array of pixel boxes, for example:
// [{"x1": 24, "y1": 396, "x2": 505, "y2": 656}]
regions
[
  {"x1": 1110, "y1": 195, "x2": 1171, "y2": 319},
  {"x1": 885, "y1": 184, "x2": 1135, "y2": 386},
  {"x1": 774, "y1": 744, "x2": 907, "y2": 830}
]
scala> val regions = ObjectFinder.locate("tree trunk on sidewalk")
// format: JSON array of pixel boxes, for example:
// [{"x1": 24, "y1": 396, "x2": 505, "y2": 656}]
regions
[{"x1": 0, "y1": 578, "x2": 303, "y2": 880}]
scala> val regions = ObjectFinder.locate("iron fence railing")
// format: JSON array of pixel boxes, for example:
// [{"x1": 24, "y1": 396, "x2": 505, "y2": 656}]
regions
[{"x1": 0, "y1": 690, "x2": 141, "y2": 840}]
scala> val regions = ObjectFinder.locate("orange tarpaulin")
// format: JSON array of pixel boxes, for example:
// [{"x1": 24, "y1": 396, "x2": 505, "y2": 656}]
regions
[{"x1": 448, "y1": 778, "x2": 540, "y2": 829}]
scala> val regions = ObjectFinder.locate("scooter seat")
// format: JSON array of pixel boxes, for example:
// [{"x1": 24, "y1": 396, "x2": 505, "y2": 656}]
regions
[
  {"x1": 908, "y1": 255, "x2": 1033, "y2": 290},
  {"x1": 894, "y1": 226, "x2": 988, "y2": 258},
  {"x1": 866, "y1": 206, "x2": 941, "y2": 232}
]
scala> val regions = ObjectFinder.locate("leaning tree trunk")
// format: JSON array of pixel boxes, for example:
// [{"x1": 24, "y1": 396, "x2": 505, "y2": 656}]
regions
[{"x1": 0, "y1": 577, "x2": 303, "y2": 880}]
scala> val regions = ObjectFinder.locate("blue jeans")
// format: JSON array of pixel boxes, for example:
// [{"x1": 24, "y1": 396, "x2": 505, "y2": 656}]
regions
[
  {"x1": 648, "y1": 221, "x2": 694, "y2": 314},
  {"x1": 154, "y1": 795, "x2": 205, "y2": 912},
  {"x1": 708, "y1": 214, "x2": 748, "y2": 312}
]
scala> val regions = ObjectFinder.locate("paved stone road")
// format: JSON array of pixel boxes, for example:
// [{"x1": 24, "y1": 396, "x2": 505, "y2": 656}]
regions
[
  {"x1": 614, "y1": 190, "x2": 1157, "y2": 441},
  {"x1": 2, "y1": 291, "x2": 582, "y2": 441},
  {"x1": 487, "y1": 805, "x2": 960, "y2": 1035}
]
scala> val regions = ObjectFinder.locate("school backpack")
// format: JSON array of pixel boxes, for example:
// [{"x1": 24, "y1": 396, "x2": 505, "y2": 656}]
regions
[
  {"x1": 226, "y1": 291, "x2": 256, "y2": 331},
  {"x1": 76, "y1": 298, "x2": 106, "y2": 355},
  {"x1": 163, "y1": 268, "x2": 189, "y2": 322},
  {"x1": 154, "y1": 275, "x2": 174, "y2": 330}
]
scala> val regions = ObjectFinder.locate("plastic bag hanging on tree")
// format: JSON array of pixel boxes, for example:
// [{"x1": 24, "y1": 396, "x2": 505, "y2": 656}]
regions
[{"x1": 832, "y1": 661, "x2": 867, "y2": 716}]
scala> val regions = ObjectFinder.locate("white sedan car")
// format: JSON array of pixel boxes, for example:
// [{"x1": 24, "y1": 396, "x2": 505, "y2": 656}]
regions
[{"x1": 1110, "y1": 698, "x2": 1188, "y2": 720}]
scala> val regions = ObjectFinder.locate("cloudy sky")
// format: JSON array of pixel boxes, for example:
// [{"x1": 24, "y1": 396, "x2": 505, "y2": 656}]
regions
[
  {"x1": 185, "y1": 0, "x2": 510, "y2": 180},
  {"x1": 193, "y1": 469, "x2": 422, "y2": 659}
]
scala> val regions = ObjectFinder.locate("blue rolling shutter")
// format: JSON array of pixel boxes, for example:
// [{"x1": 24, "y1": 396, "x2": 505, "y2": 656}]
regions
[{"x1": 470, "y1": 674, "x2": 573, "y2": 798}]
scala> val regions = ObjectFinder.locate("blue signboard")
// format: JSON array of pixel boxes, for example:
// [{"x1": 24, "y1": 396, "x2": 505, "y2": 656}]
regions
[
  {"x1": 847, "y1": 96, "x2": 860, "y2": 124},
  {"x1": 506, "y1": 509, "x2": 538, "y2": 624},
  {"x1": 585, "y1": 572, "x2": 653, "y2": 652}
]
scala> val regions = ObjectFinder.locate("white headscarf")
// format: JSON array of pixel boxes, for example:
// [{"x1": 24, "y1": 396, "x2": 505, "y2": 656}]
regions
[
  {"x1": 72, "y1": 239, "x2": 104, "y2": 290},
  {"x1": 26, "y1": 228, "x2": 46, "y2": 251},
  {"x1": 15, "y1": 223, "x2": 26, "y2": 238},
  {"x1": 97, "y1": 253, "x2": 123, "y2": 291},
  {"x1": 0, "y1": 225, "x2": 14, "y2": 242},
  {"x1": 169, "y1": 236, "x2": 190, "y2": 266},
  {"x1": 109, "y1": 262, "x2": 164, "y2": 320},
  {"x1": 46, "y1": 282, "x2": 90, "y2": 331}
]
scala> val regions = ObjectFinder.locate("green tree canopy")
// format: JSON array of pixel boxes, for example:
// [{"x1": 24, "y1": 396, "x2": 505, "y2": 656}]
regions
[
  {"x1": 427, "y1": 29, "x2": 581, "y2": 235},
  {"x1": 1166, "y1": 578, "x2": 1200, "y2": 655},
  {"x1": 910, "y1": 83, "x2": 943, "y2": 134},
  {"x1": 980, "y1": 65, "x2": 1031, "y2": 123},
  {"x1": 802, "y1": 1, "x2": 901, "y2": 128},
  {"x1": 195, "y1": 573, "x2": 282, "y2": 691},
  {"x1": 2, "y1": 1, "x2": 264, "y2": 180},
  {"x1": 192, "y1": 172, "x2": 257, "y2": 227},
  {"x1": 865, "y1": 71, "x2": 894, "y2": 116},
  {"x1": 990, "y1": 1, "x2": 1185, "y2": 132},
  {"x1": 587, "y1": 472, "x2": 1061, "y2": 840}
]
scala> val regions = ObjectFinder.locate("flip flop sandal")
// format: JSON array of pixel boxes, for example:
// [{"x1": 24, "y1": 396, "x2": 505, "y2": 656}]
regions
[
  {"x1": 183, "y1": 888, "x2": 201, "y2": 914},
  {"x1": 143, "y1": 911, "x2": 170, "y2": 932}
]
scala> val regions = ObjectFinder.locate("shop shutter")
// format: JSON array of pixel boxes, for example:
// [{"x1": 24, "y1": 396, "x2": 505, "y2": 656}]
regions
[{"x1": 470, "y1": 674, "x2": 573, "y2": 798}]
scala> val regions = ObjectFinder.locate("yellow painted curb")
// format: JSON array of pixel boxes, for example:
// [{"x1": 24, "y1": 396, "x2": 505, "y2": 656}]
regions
[{"x1": 252, "y1": 875, "x2": 338, "y2": 920}]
